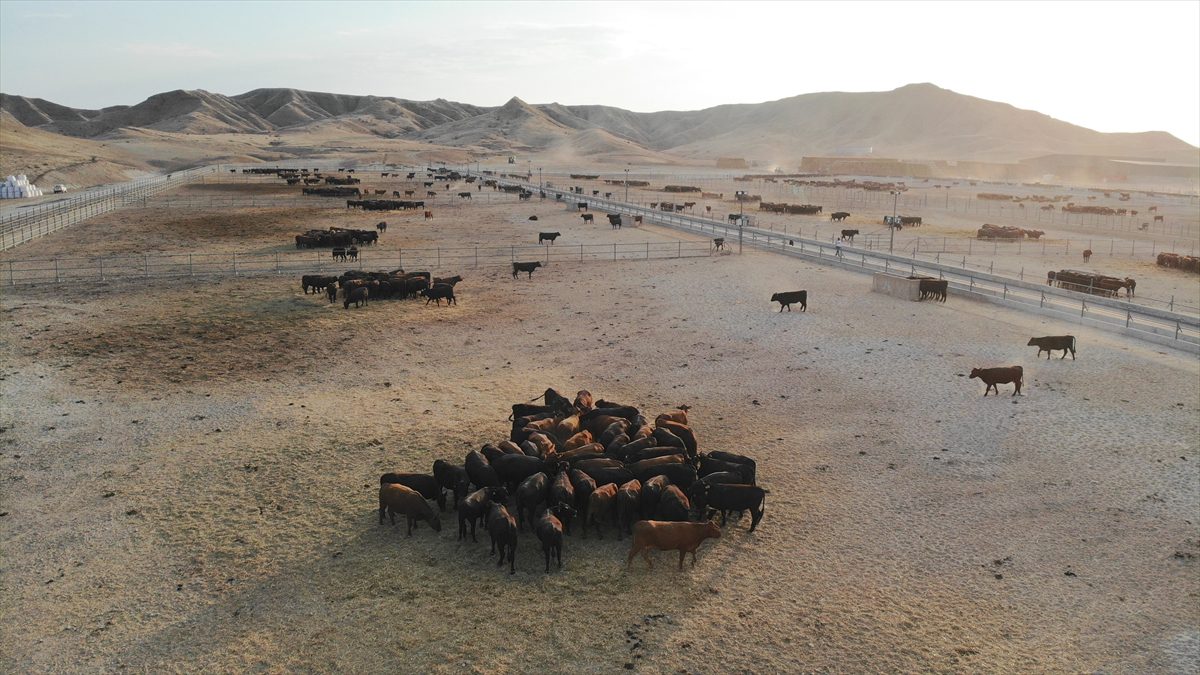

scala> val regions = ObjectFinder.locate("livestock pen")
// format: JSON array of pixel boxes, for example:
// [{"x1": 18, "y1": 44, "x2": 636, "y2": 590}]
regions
[{"x1": 2, "y1": 240, "x2": 716, "y2": 286}]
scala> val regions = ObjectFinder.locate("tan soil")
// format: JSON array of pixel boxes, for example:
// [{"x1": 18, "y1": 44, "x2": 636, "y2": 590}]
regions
[{"x1": 1, "y1": 178, "x2": 1198, "y2": 673}]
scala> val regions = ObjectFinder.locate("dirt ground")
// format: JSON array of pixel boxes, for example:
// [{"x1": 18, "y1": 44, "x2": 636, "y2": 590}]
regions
[{"x1": 2, "y1": 177, "x2": 1199, "y2": 673}]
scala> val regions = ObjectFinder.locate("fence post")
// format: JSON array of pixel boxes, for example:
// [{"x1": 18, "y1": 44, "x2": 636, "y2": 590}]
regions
[
  {"x1": 55, "y1": 258, "x2": 60, "y2": 283},
  {"x1": 275, "y1": 252, "x2": 280, "y2": 274},
  {"x1": 475, "y1": 246, "x2": 479, "y2": 268},
  {"x1": 7, "y1": 261, "x2": 13, "y2": 286},
  {"x1": 1003, "y1": 284, "x2": 1008, "y2": 299},
  {"x1": 1040, "y1": 291, "x2": 1045, "y2": 307},
  {"x1": 1177, "y1": 321, "x2": 1182, "y2": 341},
  {"x1": 399, "y1": 249, "x2": 403, "y2": 270},
  {"x1": 437, "y1": 248, "x2": 441, "y2": 269},
  {"x1": 233, "y1": 253, "x2": 238, "y2": 276},
  {"x1": 613, "y1": 243, "x2": 617, "y2": 260},
  {"x1": 678, "y1": 241, "x2": 681, "y2": 258},
  {"x1": 189, "y1": 254, "x2": 193, "y2": 276},
  {"x1": 1081, "y1": 300, "x2": 1086, "y2": 318},
  {"x1": 1169, "y1": 295, "x2": 1174, "y2": 311},
  {"x1": 1126, "y1": 312, "x2": 1131, "y2": 328}
]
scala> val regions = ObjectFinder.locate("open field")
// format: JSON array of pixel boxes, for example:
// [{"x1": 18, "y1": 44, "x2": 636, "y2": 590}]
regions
[{"x1": 2, "y1": 176, "x2": 1199, "y2": 673}]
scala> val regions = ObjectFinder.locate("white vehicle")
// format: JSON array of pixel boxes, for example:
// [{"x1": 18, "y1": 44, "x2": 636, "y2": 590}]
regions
[{"x1": 53, "y1": 184, "x2": 67, "y2": 193}]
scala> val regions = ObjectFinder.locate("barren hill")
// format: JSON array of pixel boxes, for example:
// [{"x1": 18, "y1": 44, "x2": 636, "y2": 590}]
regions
[{"x1": 3, "y1": 84, "x2": 1196, "y2": 167}]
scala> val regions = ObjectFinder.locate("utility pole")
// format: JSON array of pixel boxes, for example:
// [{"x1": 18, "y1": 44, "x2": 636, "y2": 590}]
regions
[
  {"x1": 624, "y1": 165, "x2": 630, "y2": 202},
  {"x1": 736, "y1": 190, "x2": 747, "y2": 254},
  {"x1": 890, "y1": 190, "x2": 900, "y2": 254}
]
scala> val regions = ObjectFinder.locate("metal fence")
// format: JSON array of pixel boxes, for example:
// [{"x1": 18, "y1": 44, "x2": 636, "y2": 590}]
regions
[
  {"x1": 0, "y1": 165, "x2": 218, "y2": 250},
  {"x1": 493, "y1": 176, "x2": 1200, "y2": 351},
  {"x1": 2, "y1": 240, "x2": 714, "y2": 285}
]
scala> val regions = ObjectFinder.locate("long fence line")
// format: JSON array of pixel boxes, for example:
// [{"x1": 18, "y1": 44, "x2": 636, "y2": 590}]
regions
[
  {"x1": 1, "y1": 240, "x2": 715, "y2": 285},
  {"x1": 0, "y1": 165, "x2": 219, "y2": 250},
  {"x1": 489, "y1": 176, "x2": 1200, "y2": 351}
]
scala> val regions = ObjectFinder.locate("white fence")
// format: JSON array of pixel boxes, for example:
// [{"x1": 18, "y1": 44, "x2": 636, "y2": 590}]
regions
[
  {"x1": 2, "y1": 240, "x2": 715, "y2": 285},
  {"x1": 498, "y1": 176, "x2": 1200, "y2": 352},
  {"x1": 0, "y1": 166, "x2": 219, "y2": 250}
]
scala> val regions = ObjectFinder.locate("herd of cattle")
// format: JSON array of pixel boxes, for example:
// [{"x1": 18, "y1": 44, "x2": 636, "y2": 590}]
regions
[
  {"x1": 377, "y1": 388, "x2": 765, "y2": 573},
  {"x1": 1047, "y1": 270, "x2": 1136, "y2": 298},
  {"x1": 301, "y1": 269, "x2": 461, "y2": 308},
  {"x1": 759, "y1": 202, "x2": 823, "y2": 216},
  {"x1": 977, "y1": 224, "x2": 1046, "y2": 240},
  {"x1": 294, "y1": 227, "x2": 378, "y2": 248},
  {"x1": 1156, "y1": 253, "x2": 1200, "y2": 274}
]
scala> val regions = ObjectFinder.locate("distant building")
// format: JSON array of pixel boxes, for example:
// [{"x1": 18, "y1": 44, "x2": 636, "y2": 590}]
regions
[
  {"x1": 716, "y1": 157, "x2": 748, "y2": 169},
  {"x1": 0, "y1": 175, "x2": 43, "y2": 199}
]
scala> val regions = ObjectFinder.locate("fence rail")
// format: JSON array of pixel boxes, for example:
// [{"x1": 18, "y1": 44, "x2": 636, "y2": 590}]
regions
[
  {"x1": 0, "y1": 165, "x2": 219, "y2": 250},
  {"x1": 2, "y1": 240, "x2": 714, "y2": 285},
  {"x1": 492, "y1": 176, "x2": 1200, "y2": 352}
]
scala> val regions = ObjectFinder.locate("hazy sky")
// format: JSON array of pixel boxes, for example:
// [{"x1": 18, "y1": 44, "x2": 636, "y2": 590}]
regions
[{"x1": 2, "y1": 1, "x2": 1198, "y2": 145}]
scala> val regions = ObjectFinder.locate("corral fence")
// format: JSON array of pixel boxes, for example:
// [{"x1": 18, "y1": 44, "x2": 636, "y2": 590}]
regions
[
  {"x1": 489, "y1": 175, "x2": 1200, "y2": 352},
  {"x1": 2, "y1": 240, "x2": 715, "y2": 285},
  {"x1": 0, "y1": 165, "x2": 219, "y2": 250}
]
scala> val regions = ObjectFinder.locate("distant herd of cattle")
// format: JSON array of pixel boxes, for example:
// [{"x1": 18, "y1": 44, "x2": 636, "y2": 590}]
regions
[
  {"x1": 977, "y1": 224, "x2": 1045, "y2": 240},
  {"x1": 377, "y1": 388, "x2": 764, "y2": 573},
  {"x1": 1156, "y1": 253, "x2": 1200, "y2": 274},
  {"x1": 301, "y1": 269, "x2": 461, "y2": 309},
  {"x1": 1047, "y1": 270, "x2": 1136, "y2": 298}
]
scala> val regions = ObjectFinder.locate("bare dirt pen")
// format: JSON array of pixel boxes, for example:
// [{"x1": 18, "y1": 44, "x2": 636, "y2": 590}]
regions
[{"x1": 1, "y1": 180, "x2": 1198, "y2": 673}]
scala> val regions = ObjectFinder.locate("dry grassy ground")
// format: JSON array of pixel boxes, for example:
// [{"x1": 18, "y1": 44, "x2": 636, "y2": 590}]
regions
[{"x1": 1, "y1": 180, "x2": 1198, "y2": 673}]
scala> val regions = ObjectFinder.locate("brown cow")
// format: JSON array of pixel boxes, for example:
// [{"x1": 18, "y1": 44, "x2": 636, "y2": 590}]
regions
[
  {"x1": 424, "y1": 210, "x2": 433, "y2": 220},
  {"x1": 1082, "y1": 249, "x2": 1093, "y2": 262},
  {"x1": 378, "y1": 484, "x2": 442, "y2": 536},
  {"x1": 969, "y1": 366, "x2": 1023, "y2": 397},
  {"x1": 562, "y1": 430, "x2": 594, "y2": 451},
  {"x1": 587, "y1": 483, "x2": 619, "y2": 538},
  {"x1": 626, "y1": 520, "x2": 721, "y2": 570},
  {"x1": 581, "y1": 213, "x2": 594, "y2": 224}
]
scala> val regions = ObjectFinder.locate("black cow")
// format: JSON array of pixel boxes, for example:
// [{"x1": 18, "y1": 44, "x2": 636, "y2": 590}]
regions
[
  {"x1": 539, "y1": 232, "x2": 561, "y2": 244},
  {"x1": 458, "y1": 487, "x2": 506, "y2": 542},
  {"x1": 1027, "y1": 335, "x2": 1076, "y2": 360},
  {"x1": 705, "y1": 451, "x2": 757, "y2": 485},
  {"x1": 607, "y1": 214, "x2": 622, "y2": 229},
  {"x1": 580, "y1": 214, "x2": 594, "y2": 224},
  {"x1": 512, "y1": 261, "x2": 543, "y2": 279},
  {"x1": 376, "y1": 221, "x2": 387, "y2": 233},
  {"x1": 465, "y1": 449, "x2": 500, "y2": 489},
  {"x1": 840, "y1": 229, "x2": 859, "y2": 241},
  {"x1": 918, "y1": 279, "x2": 948, "y2": 302},
  {"x1": 577, "y1": 202, "x2": 588, "y2": 211},
  {"x1": 325, "y1": 284, "x2": 337, "y2": 303},
  {"x1": 420, "y1": 283, "x2": 456, "y2": 306},
  {"x1": 536, "y1": 504, "x2": 576, "y2": 572},
  {"x1": 301, "y1": 274, "x2": 337, "y2": 294},
  {"x1": 515, "y1": 472, "x2": 550, "y2": 531},
  {"x1": 343, "y1": 286, "x2": 369, "y2": 309},
  {"x1": 458, "y1": 192, "x2": 472, "y2": 199},
  {"x1": 831, "y1": 212, "x2": 851, "y2": 222},
  {"x1": 770, "y1": 290, "x2": 807, "y2": 312},
  {"x1": 486, "y1": 502, "x2": 519, "y2": 574},
  {"x1": 689, "y1": 483, "x2": 767, "y2": 531},
  {"x1": 432, "y1": 460, "x2": 470, "y2": 509}
]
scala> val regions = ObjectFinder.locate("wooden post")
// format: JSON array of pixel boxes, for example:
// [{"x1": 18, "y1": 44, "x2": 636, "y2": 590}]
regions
[{"x1": 55, "y1": 258, "x2": 60, "y2": 283}]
